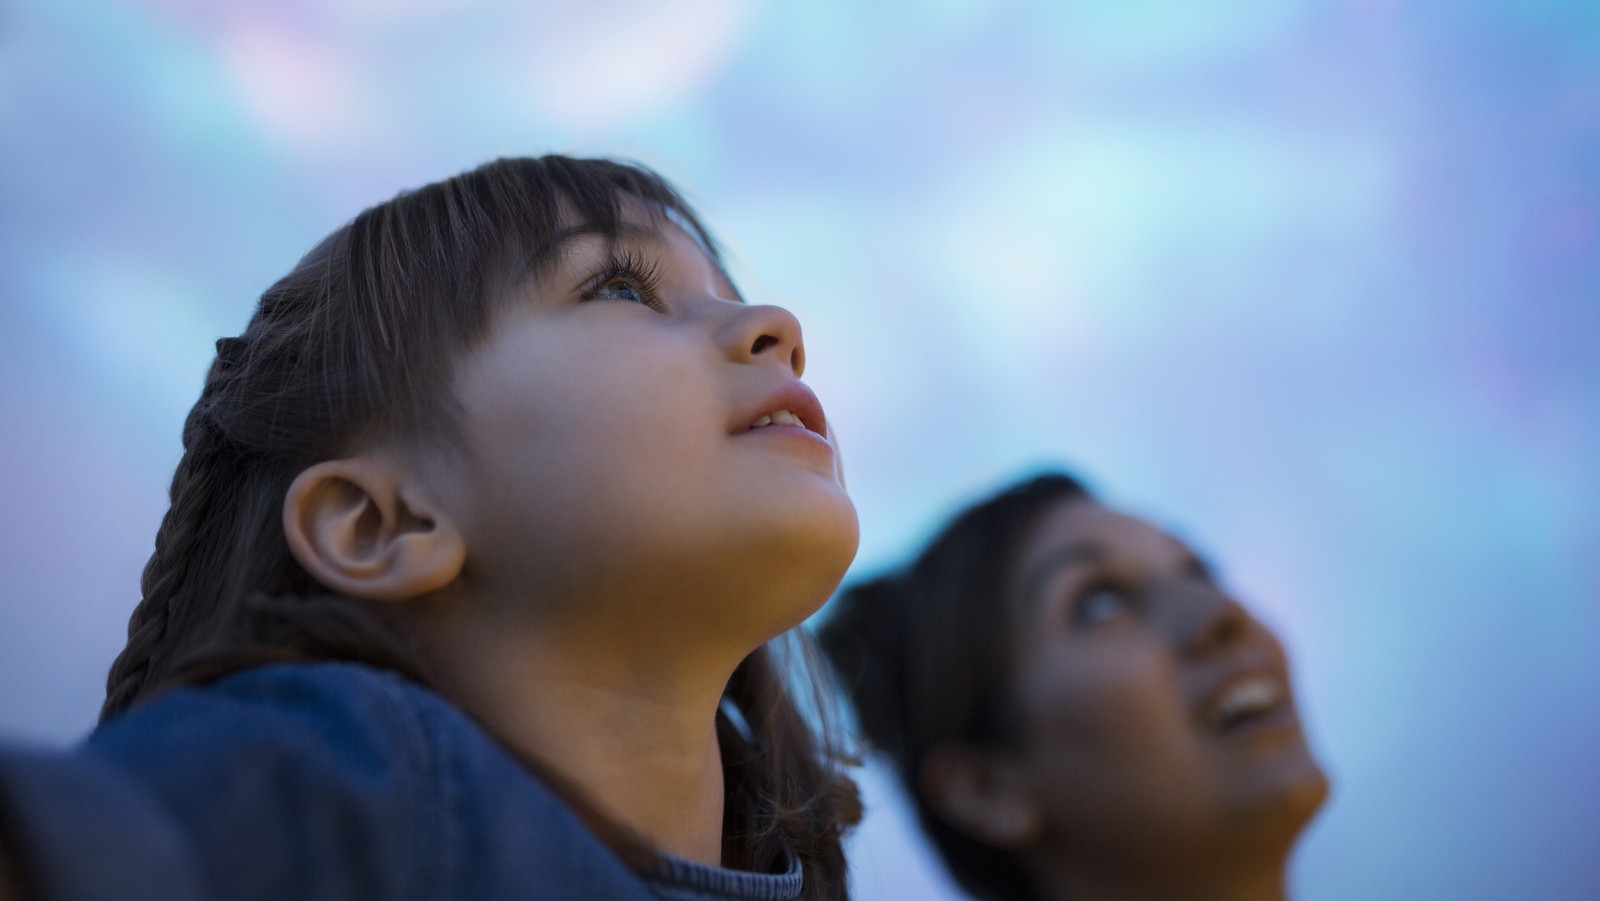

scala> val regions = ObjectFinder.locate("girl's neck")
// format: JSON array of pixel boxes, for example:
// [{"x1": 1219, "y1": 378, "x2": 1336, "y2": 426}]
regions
[{"x1": 416, "y1": 610, "x2": 741, "y2": 866}]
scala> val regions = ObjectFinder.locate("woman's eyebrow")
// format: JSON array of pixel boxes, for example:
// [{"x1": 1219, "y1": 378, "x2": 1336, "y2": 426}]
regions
[{"x1": 1018, "y1": 543, "x2": 1103, "y2": 605}]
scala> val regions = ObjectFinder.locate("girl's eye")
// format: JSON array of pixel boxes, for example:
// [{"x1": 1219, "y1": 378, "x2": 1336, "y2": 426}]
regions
[
  {"x1": 592, "y1": 278, "x2": 646, "y2": 304},
  {"x1": 580, "y1": 251, "x2": 665, "y2": 310},
  {"x1": 1073, "y1": 588, "x2": 1130, "y2": 629}
]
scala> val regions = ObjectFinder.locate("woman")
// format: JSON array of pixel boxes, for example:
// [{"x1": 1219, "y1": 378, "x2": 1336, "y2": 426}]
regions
[{"x1": 820, "y1": 474, "x2": 1327, "y2": 901}]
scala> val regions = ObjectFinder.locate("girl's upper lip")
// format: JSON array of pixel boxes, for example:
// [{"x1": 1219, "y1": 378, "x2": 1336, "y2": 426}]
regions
[{"x1": 738, "y1": 381, "x2": 827, "y2": 438}]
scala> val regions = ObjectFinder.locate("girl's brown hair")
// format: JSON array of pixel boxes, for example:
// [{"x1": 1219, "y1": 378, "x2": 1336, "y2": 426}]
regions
[
  {"x1": 818, "y1": 473, "x2": 1088, "y2": 901},
  {"x1": 102, "y1": 155, "x2": 859, "y2": 900}
]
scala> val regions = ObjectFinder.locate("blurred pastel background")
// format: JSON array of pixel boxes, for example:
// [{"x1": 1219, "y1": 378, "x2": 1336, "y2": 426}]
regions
[{"x1": 2, "y1": 0, "x2": 1597, "y2": 898}]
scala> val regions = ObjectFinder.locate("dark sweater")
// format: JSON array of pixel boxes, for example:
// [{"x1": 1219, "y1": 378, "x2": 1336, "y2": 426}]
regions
[{"x1": 0, "y1": 663, "x2": 801, "y2": 901}]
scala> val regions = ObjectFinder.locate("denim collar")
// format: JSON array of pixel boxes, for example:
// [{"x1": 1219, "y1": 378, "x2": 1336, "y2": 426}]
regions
[{"x1": 643, "y1": 844, "x2": 802, "y2": 901}]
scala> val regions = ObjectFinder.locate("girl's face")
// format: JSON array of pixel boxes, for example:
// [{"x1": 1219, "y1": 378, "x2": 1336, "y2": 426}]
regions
[
  {"x1": 1008, "y1": 497, "x2": 1327, "y2": 870},
  {"x1": 436, "y1": 206, "x2": 858, "y2": 656}
]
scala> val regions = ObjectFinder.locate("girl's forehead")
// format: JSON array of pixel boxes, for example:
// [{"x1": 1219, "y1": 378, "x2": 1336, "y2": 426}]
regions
[
  {"x1": 552, "y1": 194, "x2": 702, "y2": 250},
  {"x1": 552, "y1": 201, "x2": 702, "y2": 260},
  {"x1": 550, "y1": 204, "x2": 670, "y2": 250}
]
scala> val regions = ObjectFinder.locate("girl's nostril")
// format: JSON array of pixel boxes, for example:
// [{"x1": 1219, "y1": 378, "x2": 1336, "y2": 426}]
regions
[{"x1": 750, "y1": 334, "x2": 779, "y2": 355}]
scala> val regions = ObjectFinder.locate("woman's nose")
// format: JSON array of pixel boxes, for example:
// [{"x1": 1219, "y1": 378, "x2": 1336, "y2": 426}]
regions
[
  {"x1": 714, "y1": 303, "x2": 805, "y2": 376},
  {"x1": 1172, "y1": 584, "x2": 1252, "y2": 658}
]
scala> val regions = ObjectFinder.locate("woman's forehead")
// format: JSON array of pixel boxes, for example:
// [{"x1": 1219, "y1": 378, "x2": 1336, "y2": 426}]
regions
[
  {"x1": 1026, "y1": 499, "x2": 1133, "y2": 555},
  {"x1": 1016, "y1": 500, "x2": 1186, "y2": 587}
]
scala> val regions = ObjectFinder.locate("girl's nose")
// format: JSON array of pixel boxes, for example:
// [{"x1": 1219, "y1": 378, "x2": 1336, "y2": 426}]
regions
[{"x1": 714, "y1": 303, "x2": 805, "y2": 377}]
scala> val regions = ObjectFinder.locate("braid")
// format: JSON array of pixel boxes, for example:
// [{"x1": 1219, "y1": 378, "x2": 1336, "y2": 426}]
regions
[{"x1": 103, "y1": 353, "x2": 252, "y2": 721}]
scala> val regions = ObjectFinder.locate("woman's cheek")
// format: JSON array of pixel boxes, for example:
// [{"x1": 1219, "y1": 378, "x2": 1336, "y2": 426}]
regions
[{"x1": 1038, "y1": 638, "x2": 1188, "y2": 754}]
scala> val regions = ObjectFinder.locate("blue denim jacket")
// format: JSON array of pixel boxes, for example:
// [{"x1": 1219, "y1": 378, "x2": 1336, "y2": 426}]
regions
[{"x1": 0, "y1": 663, "x2": 803, "y2": 901}]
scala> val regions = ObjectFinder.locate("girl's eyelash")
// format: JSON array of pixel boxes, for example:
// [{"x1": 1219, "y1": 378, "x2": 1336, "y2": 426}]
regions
[{"x1": 579, "y1": 250, "x2": 666, "y2": 310}]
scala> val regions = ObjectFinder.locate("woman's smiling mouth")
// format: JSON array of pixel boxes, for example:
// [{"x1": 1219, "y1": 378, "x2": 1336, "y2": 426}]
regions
[{"x1": 1200, "y1": 672, "x2": 1293, "y2": 736}]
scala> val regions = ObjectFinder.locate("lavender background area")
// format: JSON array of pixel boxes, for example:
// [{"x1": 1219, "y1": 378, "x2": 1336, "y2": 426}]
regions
[{"x1": 2, "y1": 1, "x2": 1598, "y2": 898}]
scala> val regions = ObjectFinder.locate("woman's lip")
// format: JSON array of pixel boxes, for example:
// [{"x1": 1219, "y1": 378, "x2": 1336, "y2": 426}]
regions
[
  {"x1": 1197, "y1": 668, "x2": 1293, "y2": 735},
  {"x1": 1212, "y1": 703, "x2": 1299, "y2": 742},
  {"x1": 738, "y1": 381, "x2": 828, "y2": 439}
]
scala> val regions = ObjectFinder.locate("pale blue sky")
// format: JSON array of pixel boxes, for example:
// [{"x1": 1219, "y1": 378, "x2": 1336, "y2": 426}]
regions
[{"x1": 2, "y1": 1, "x2": 1597, "y2": 897}]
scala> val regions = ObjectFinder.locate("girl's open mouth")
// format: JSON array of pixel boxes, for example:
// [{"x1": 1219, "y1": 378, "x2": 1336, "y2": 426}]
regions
[{"x1": 738, "y1": 381, "x2": 827, "y2": 439}]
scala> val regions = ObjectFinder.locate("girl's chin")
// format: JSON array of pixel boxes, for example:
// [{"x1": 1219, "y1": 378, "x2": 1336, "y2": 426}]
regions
[{"x1": 723, "y1": 476, "x2": 857, "y2": 546}]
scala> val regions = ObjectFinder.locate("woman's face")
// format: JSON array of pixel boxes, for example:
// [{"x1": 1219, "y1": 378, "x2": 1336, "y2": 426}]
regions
[
  {"x1": 435, "y1": 204, "x2": 858, "y2": 657},
  {"x1": 1007, "y1": 497, "x2": 1327, "y2": 871}
]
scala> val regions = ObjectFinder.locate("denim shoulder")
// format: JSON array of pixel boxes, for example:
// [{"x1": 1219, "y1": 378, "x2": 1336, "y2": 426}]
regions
[
  {"x1": 0, "y1": 744, "x2": 204, "y2": 901},
  {"x1": 4, "y1": 663, "x2": 655, "y2": 901}
]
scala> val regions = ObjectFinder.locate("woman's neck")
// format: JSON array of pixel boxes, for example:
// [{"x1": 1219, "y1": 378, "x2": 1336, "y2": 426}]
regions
[
  {"x1": 415, "y1": 610, "x2": 741, "y2": 866},
  {"x1": 1035, "y1": 853, "x2": 1290, "y2": 901}
]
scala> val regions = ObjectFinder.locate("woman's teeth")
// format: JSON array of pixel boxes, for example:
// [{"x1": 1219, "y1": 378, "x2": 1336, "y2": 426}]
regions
[
  {"x1": 750, "y1": 409, "x2": 802, "y2": 429},
  {"x1": 1207, "y1": 676, "x2": 1284, "y2": 730}
]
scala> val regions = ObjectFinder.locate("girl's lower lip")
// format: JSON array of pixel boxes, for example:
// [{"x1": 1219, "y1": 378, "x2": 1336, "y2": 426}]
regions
[
  {"x1": 740, "y1": 423, "x2": 829, "y2": 441},
  {"x1": 738, "y1": 423, "x2": 834, "y2": 453}
]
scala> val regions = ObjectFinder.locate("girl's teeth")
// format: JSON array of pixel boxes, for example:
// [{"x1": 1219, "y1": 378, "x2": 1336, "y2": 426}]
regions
[{"x1": 750, "y1": 410, "x2": 801, "y2": 430}]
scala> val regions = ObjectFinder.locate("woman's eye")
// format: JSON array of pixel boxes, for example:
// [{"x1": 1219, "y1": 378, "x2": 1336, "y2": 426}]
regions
[
  {"x1": 592, "y1": 279, "x2": 646, "y2": 304},
  {"x1": 1073, "y1": 588, "x2": 1129, "y2": 629}
]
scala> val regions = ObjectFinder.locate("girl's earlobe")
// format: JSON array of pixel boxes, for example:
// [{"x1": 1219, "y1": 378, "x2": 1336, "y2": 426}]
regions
[{"x1": 283, "y1": 458, "x2": 466, "y2": 602}]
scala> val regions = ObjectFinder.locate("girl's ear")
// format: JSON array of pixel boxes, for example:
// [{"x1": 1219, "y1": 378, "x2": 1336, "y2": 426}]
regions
[
  {"x1": 920, "y1": 742, "x2": 1044, "y2": 850},
  {"x1": 283, "y1": 456, "x2": 466, "y2": 602}
]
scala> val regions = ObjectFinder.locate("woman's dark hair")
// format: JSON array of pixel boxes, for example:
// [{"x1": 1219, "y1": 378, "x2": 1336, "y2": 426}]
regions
[
  {"x1": 818, "y1": 473, "x2": 1089, "y2": 901},
  {"x1": 102, "y1": 155, "x2": 858, "y2": 900}
]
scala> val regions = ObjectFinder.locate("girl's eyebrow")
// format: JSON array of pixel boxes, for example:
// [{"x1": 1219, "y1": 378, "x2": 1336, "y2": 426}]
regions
[{"x1": 548, "y1": 220, "x2": 666, "y2": 248}]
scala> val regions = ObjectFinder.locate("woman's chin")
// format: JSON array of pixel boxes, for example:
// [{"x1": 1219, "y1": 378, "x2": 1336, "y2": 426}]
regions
[
  {"x1": 1225, "y1": 746, "x2": 1330, "y2": 846},
  {"x1": 1287, "y1": 756, "x2": 1331, "y2": 825}
]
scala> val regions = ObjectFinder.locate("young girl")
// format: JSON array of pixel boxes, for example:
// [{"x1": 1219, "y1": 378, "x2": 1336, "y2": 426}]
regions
[
  {"x1": 821, "y1": 474, "x2": 1328, "y2": 901},
  {"x1": 0, "y1": 156, "x2": 860, "y2": 901}
]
